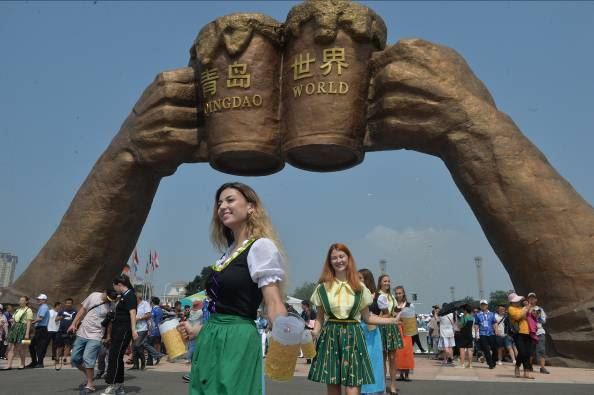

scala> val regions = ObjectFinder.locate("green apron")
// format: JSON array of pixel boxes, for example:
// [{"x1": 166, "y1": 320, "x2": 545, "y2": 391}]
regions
[
  {"x1": 190, "y1": 314, "x2": 262, "y2": 395},
  {"x1": 307, "y1": 284, "x2": 374, "y2": 387}
]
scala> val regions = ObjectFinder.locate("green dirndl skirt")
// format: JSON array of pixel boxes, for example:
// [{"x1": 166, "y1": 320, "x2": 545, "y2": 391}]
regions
[
  {"x1": 190, "y1": 314, "x2": 262, "y2": 395},
  {"x1": 308, "y1": 320, "x2": 374, "y2": 387},
  {"x1": 7, "y1": 322, "x2": 26, "y2": 344},
  {"x1": 380, "y1": 324, "x2": 403, "y2": 352}
]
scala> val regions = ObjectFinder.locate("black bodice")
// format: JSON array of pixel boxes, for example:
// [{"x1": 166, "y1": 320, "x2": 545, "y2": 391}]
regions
[{"x1": 206, "y1": 242, "x2": 262, "y2": 320}]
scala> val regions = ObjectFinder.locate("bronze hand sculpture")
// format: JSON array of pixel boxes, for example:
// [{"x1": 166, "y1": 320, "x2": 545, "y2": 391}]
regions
[
  {"x1": 1, "y1": 67, "x2": 206, "y2": 305},
  {"x1": 367, "y1": 38, "x2": 594, "y2": 365}
]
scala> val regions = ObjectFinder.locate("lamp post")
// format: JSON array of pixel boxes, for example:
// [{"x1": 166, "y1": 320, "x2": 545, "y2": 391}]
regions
[{"x1": 162, "y1": 282, "x2": 172, "y2": 305}]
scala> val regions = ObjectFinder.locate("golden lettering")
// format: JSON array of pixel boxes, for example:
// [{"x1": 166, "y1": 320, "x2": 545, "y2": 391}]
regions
[
  {"x1": 200, "y1": 68, "x2": 219, "y2": 96},
  {"x1": 327, "y1": 81, "x2": 337, "y2": 94},
  {"x1": 291, "y1": 52, "x2": 316, "y2": 81},
  {"x1": 317, "y1": 81, "x2": 327, "y2": 94},
  {"x1": 202, "y1": 94, "x2": 262, "y2": 115},
  {"x1": 320, "y1": 47, "x2": 348, "y2": 76},
  {"x1": 292, "y1": 85, "x2": 304, "y2": 98},
  {"x1": 227, "y1": 62, "x2": 251, "y2": 88},
  {"x1": 290, "y1": 80, "x2": 349, "y2": 99}
]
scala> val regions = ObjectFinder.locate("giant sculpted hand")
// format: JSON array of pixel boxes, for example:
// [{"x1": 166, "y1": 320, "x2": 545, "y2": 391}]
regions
[
  {"x1": 119, "y1": 67, "x2": 207, "y2": 175},
  {"x1": 1, "y1": 67, "x2": 206, "y2": 304},
  {"x1": 365, "y1": 38, "x2": 496, "y2": 155},
  {"x1": 366, "y1": 39, "x2": 594, "y2": 365}
]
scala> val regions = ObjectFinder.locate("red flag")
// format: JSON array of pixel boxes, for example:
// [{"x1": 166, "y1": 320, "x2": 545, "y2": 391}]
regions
[
  {"x1": 154, "y1": 251, "x2": 160, "y2": 269},
  {"x1": 132, "y1": 248, "x2": 140, "y2": 267}
]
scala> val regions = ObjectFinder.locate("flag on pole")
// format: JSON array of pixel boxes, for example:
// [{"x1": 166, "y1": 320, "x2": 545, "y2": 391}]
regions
[
  {"x1": 132, "y1": 247, "x2": 140, "y2": 266},
  {"x1": 153, "y1": 250, "x2": 160, "y2": 269}
]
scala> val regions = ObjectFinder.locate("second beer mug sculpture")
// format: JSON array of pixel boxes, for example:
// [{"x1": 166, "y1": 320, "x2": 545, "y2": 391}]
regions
[{"x1": 281, "y1": 0, "x2": 387, "y2": 171}]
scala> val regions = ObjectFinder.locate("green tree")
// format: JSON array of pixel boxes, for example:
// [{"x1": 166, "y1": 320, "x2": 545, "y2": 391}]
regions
[
  {"x1": 461, "y1": 296, "x2": 477, "y2": 307},
  {"x1": 292, "y1": 281, "x2": 318, "y2": 302},
  {"x1": 185, "y1": 266, "x2": 212, "y2": 295},
  {"x1": 489, "y1": 290, "x2": 510, "y2": 310}
]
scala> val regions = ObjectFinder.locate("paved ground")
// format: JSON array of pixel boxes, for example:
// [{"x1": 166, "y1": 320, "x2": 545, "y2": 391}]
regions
[{"x1": 1, "y1": 356, "x2": 593, "y2": 395}]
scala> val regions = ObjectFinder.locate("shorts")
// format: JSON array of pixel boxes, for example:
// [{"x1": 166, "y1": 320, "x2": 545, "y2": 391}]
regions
[
  {"x1": 438, "y1": 336, "x2": 455, "y2": 349},
  {"x1": 70, "y1": 336, "x2": 103, "y2": 369},
  {"x1": 496, "y1": 335, "x2": 506, "y2": 348},
  {"x1": 504, "y1": 335, "x2": 514, "y2": 348},
  {"x1": 535, "y1": 334, "x2": 546, "y2": 361},
  {"x1": 55, "y1": 332, "x2": 76, "y2": 347}
]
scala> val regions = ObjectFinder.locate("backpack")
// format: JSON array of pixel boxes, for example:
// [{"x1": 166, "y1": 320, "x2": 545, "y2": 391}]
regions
[{"x1": 506, "y1": 316, "x2": 519, "y2": 336}]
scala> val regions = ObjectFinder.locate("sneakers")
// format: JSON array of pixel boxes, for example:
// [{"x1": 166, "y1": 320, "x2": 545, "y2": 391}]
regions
[
  {"x1": 101, "y1": 385, "x2": 125, "y2": 395},
  {"x1": 540, "y1": 367, "x2": 550, "y2": 374},
  {"x1": 497, "y1": 361, "x2": 503, "y2": 366},
  {"x1": 182, "y1": 374, "x2": 190, "y2": 383}
]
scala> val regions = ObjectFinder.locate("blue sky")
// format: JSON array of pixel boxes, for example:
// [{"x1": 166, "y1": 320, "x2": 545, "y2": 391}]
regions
[{"x1": 1, "y1": 1, "x2": 593, "y2": 311}]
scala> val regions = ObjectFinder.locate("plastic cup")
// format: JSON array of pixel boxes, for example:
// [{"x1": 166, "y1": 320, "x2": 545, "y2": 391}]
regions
[
  {"x1": 400, "y1": 306, "x2": 418, "y2": 336},
  {"x1": 300, "y1": 330, "x2": 316, "y2": 359},
  {"x1": 265, "y1": 313, "x2": 304, "y2": 381},
  {"x1": 159, "y1": 318, "x2": 187, "y2": 360}
]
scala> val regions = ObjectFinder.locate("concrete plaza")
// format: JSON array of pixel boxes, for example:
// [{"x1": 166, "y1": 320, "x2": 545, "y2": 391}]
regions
[{"x1": 1, "y1": 355, "x2": 593, "y2": 394}]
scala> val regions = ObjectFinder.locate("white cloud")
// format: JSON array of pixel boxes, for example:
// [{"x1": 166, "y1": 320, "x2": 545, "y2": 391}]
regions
[{"x1": 350, "y1": 225, "x2": 513, "y2": 311}]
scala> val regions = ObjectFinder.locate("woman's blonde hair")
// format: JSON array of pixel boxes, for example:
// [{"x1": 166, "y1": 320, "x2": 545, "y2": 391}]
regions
[{"x1": 210, "y1": 182, "x2": 288, "y2": 293}]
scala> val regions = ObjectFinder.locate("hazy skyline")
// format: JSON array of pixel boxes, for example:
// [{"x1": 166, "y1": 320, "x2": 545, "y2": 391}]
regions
[{"x1": 1, "y1": 1, "x2": 593, "y2": 311}]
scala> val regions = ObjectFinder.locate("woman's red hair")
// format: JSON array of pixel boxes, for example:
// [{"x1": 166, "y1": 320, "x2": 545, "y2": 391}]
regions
[{"x1": 319, "y1": 243, "x2": 362, "y2": 292}]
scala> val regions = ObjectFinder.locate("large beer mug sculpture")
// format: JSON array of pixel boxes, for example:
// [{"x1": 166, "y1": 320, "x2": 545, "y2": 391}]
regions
[
  {"x1": 281, "y1": 0, "x2": 387, "y2": 171},
  {"x1": 190, "y1": 13, "x2": 284, "y2": 176}
]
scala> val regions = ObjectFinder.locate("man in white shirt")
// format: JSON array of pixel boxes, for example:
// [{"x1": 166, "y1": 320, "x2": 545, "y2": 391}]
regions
[
  {"x1": 130, "y1": 296, "x2": 163, "y2": 370},
  {"x1": 48, "y1": 301, "x2": 61, "y2": 361},
  {"x1": 439, "y1": 312, "x2": 456, "y2": 365},
  {"x1": 68, "y1": 290, "x2": 117, "y2": 394}
]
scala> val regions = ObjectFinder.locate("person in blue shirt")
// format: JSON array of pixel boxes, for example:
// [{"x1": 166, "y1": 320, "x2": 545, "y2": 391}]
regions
[
  {"x1": 146, "y1": 296, "x2": 164, "y2": 366},
  {"x1": 474, "y1": 300, "x2": 498, "y2": 369},
  {"x1": 27, "y1": 293, "x2": 51, "y2": 368}
]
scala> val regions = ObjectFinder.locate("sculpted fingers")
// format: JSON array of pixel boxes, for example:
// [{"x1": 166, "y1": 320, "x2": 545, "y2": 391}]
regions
[
  {"x1": 132, "y1": 127, "x2": 200, "y2": 151},
  {"x1": 133, "y1": 67, "x2": 198, "y2": 116},
  {"x1": 135, "y1": 105, "x2": 199, "y2": 132}
]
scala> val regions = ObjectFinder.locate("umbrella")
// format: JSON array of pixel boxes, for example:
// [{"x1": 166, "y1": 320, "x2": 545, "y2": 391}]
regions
[
  {"x1": 439, "y1": 300, "x2": 472, "y2": 316},
  {"x1": 180, "y1": 290, "x2": 207, "y2": 308}
]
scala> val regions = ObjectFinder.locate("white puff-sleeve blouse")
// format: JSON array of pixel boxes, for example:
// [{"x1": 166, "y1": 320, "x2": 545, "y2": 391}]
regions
[{"x1": 247, "y1": 238, "x2": 285, "y2": 288}]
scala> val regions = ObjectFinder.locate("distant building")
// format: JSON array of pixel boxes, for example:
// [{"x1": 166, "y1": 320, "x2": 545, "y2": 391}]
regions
[
  {"x1": 161, "y1": 282, "x2": 187, "y2": 306},
  {"x1": 0, "y1": 252, "x2": 18, "y2": 287}
]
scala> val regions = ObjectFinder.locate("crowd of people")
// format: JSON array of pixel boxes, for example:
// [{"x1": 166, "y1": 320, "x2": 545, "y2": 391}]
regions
[
  {"x1": 424, "y1": 291, "x2": 551, "y2": 379},
  {"x1": 0, "y1": 283, "x2": 200, "y2": 394},
  {"x1": 0, "y1": 182, "x2": 552, "y2": 395}
]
